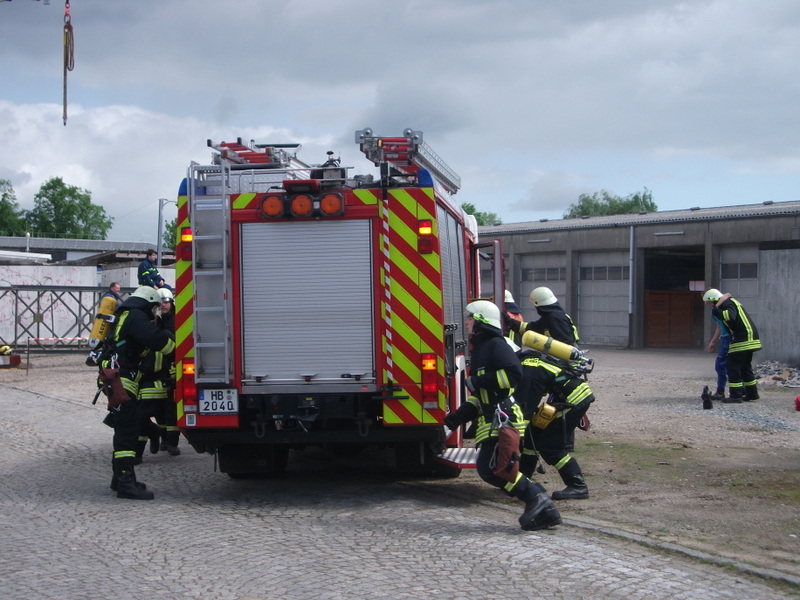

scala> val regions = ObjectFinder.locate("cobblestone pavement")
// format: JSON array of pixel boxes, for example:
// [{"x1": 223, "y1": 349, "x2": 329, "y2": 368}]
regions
[{"x1": 1, "y1": 383, "x2": 798, "y2": 600}]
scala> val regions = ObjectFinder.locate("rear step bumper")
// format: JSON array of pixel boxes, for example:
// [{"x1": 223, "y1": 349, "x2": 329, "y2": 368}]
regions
[{"x1": 435, "y1": 447, "x2": 478, "y2": 469}]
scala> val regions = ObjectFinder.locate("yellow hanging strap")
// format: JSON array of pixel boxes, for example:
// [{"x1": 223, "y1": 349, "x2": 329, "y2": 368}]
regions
[{"x1": 63, "y1": 0, "x2": 74, "y2": 126}]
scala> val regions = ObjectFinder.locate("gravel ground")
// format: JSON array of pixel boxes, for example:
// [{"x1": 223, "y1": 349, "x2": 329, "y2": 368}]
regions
[{"x1": 2, "y1": 346, "x2": 799, "y2": 580}]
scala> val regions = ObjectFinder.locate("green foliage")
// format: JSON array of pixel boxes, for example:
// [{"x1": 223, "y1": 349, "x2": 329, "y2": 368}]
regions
[
  {"x1": 563, "y1": 187, "x2": 657, "y2": 219},
  {"x1": 163, "y1": 217, "x2": 177, "y2": 251},
  {"x1": 460, "y1": 202, "x2": 502, "y2": 226},
  {"x1": 23, "y1": 177, "x2": 113, "y2": 239},
  {"x1": 0, "y1": 179, "x2": 26, "y2": 236}
]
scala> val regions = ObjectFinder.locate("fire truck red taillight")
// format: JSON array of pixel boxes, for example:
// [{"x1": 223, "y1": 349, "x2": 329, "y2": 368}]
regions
[
  {"x1": 261, "y1": 195, "x2": 285, "y2": 218},
  {"x1": 178, "y1": 228, "x2": 193, "y2": 261},
  {"x1": 421, "y1": 353, "x2": 439, "y2": 408},
  {"x1": 418, "y1": 219, "x2": 435, "y2": 254},
  {"x1": 180, "y1": 359, "x2": 197, "y2": 403},
  {"x1": 319, "y1": 193, "x2": 344, "y2": 216}
]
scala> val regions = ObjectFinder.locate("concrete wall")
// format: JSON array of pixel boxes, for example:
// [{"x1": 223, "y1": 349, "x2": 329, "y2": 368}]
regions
[
  {"x1": 98, "y1": 265, "x2": 176, "y2": 289},
  {"x1": 0, "y1": 265, "x2": 98, "y2": 346},
  {"x1": 0, "y1": 264, "x2": 177, "y2": 347},
  {"x1": 757, "y1": 246, "x2": 799, "y2": 365}
]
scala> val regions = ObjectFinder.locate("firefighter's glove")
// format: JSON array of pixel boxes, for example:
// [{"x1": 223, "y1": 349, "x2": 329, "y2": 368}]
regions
[
  {"x1": 443, "y1": 413, "x2": 460, "y2": 431},
  {"x1": 465, "y1": 376, "x2": 477, "y2": 393},
  {"x1": 503, "y1": 313, "x2": 521, "y2": 332}
]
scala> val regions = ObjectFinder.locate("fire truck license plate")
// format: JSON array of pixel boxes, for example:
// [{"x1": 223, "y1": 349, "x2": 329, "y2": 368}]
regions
[{"x1": 198, "y1": 389, "x2": 238, "y2": 414}]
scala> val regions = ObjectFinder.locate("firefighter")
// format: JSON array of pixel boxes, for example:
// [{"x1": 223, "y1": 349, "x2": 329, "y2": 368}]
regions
[
  {"x1": 515, "y1": 349, "x2": 594, "y2": 500},
  {"x1": 154, "y1": 287, "x2": 180, "y2": 455},
  {"x1": 105, "y1": 286, "x2": 175, "y2": 499},
  {"x1": 503, "y1": 290, "x2": 524, "y2": 349},
  {"x1": 505, "y1": 286, "x2": 579, "y2": 346},
  {"x1": 137, "y1": 249, "x2": 167, "y2": 289},
  {"x1": 135, "y1": 287, "x2": 178, "y2": 462},
  {"x1": 703, "y1": 289, "x2": 761, "y2": 402},
  {"x1": 444, "y1": 300, "x2": 562, "y2": 531}
]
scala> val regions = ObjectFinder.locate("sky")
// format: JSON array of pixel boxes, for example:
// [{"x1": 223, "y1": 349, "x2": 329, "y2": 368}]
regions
[{"x1": 1, "y1": 0, "x2": 799, "y2": 244}]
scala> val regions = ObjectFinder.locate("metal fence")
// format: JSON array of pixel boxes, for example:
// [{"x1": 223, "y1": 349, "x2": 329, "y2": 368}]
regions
[{"x1": 0, "y1": 285, "x2": 133, "y2": 351}]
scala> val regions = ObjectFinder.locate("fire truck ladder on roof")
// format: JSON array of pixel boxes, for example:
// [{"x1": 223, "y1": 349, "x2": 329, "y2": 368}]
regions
[
  {"x1": 355, "y1": 128, "x2": 461, "y2": 194},
  {"x1": 208, "y1": 138, "x2": 303, "y2": 169}
]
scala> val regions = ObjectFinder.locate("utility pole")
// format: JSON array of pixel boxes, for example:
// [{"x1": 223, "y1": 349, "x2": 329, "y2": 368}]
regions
[{"x1": 156, "y1": 197, "x2": 176, "y2": 267}]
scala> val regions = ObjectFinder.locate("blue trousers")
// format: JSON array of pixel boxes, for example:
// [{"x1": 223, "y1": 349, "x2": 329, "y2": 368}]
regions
[{"x1": 715, "y1": 336, "x2": 731, "y2": 392}]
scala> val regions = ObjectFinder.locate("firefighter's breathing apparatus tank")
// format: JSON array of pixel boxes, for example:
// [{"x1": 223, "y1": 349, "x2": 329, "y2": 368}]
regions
[
  {"x1": 520, "y1": 330, "x2": 594, "y2": 377},
  {"x1": 521, "y1": 330, "x2": 581, "y2": 361},
  {"x1": 88, "y1": 295, "x2": 118, "y2": 350}
]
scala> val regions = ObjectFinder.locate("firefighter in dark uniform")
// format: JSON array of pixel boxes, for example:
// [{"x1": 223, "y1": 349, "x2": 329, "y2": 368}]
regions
[
  {"x1": 704, "y1": 289, "x2": 761, "y2": 402},
  {"x1": 137, "y1": 249, "x2": 168, "y2": 289},
  {"x1": 503, "y1": 290, "x2": 524, "y2": 349},
  {"x1": 135, "y1": 287, "x2": 179, "y2": 462},
  {"x1": 444, "y1": 300, "x2": 562, "y2": 531},
  {"x1": 515, "y1": 349, "x2": 595, "y2": 500},
  {"x1": 105, "y1": 286, "x2": 175, "y2": 499},
  {"x1": 505, "y1": 286, "x2": 579, "y2": 346},
  {"x1": 153, "y1": 287, "x2": 180, "y2": 455}
]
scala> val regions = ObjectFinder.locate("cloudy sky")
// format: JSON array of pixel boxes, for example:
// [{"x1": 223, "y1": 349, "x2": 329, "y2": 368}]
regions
[{"x1": 2, "y1": 0, "x2": 799, "y2": 243}]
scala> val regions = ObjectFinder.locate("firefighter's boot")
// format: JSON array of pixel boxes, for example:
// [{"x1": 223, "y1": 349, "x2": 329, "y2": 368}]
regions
[
  {"x1": 109, "y1": 458, "x2": 148, "y2": 493},
  {"x1": 744, "y1": 385, "x2": 760, "y2": 402},
  {"x1": 163, "y1": 427, "x2": 181, "y2": 456},
  {"x1": 552, "y1": 474, "x2": 589, "y2": 500},
  {"x1": 110, "y1": 475, "x2": 147, "y2": 492},
  {"x1": 552, "y1": 458, "x2": 589, "y2": 500},
  {"x1": 116, "y1": 470, "x2": 154, "y2": 500},
  {"x1": 723, "y1": 388, "x2": 744, "y2": 403},
  {"x1": 517, "y1": 480, "x2": 561, "y2": 531}
]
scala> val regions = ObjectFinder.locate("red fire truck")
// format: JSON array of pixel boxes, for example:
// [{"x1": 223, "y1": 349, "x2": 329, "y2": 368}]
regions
[{"x1": 173, "y1": 128, "x2": 504, "y2": 477}]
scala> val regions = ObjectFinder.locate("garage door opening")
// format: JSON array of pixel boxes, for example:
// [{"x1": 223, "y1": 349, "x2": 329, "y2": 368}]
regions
[{"x1": 643, "y1": 248, "x2": 705, "y2": 348}]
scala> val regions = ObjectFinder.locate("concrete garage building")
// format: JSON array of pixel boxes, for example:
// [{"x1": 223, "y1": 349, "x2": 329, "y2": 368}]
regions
[{"x1": 480, "y1": 200, "x2": 800, "y2": 365}]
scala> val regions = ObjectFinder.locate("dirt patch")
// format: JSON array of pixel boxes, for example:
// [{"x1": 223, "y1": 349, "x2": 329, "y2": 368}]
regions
[{"x1": 3, "y1": 347, "x2": 800, "y2": 578}]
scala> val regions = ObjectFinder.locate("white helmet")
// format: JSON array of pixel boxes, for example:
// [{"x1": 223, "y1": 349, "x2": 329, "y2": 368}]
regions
[
  {"x1": 131, "y1": 286, "x2": 162, "y2": 305},
  {"x1": 466, "y1": 300, "x2": 502, "y2": 330},
  {"x1": 530, "y1": 286, "x2": 557, "y2": 307},
  {"x1": 702, "y1": 288, "x2": 722, "y2": 303},
  {"x1": 158, "y1": 287, "x2": 174, "y2": 302},
  {"x1": 503, "y1": 289, "x2": 522, "y2": 315}
]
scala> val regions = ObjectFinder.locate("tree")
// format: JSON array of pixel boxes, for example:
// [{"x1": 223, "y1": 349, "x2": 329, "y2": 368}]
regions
[
  {"x1": 23, "y1": 177, "x2": 113, "y2": 239},
  {"x1": 163, "y1": 217, "x2": 177, "y2": 250},
  {"x1": 460, "y1": 202, "x2": 502, "y2": 226},
  {"x1": 0, "y1": 179, "x2": 26, "y2": 236},
  {"x1": 563, "y1": 188, "x2": 657, "y2": 219}
]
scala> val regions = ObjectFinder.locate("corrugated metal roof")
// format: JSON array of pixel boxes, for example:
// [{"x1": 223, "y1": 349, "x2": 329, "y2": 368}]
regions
[
  {"x1": 479, "y1": 200, "x2": 800, "y2": 235},
  {"x1": 0, "y1": 237, "x2": 157, "y2": 252}
]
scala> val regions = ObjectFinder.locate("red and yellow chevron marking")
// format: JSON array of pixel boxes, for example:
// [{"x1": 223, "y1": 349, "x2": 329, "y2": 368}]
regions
[
  {"x1": 174, "y1": 191, "x2": 193, "y2": 423},
  {"x1": 231, "y1": 193, "x2": 260, "y2": 210},
  {"x1": 352, "y1": 189, "x2": 379, "y2": 205},
  {"x1": 381, "y1": 187, "x2": 447, "y2": 426}
]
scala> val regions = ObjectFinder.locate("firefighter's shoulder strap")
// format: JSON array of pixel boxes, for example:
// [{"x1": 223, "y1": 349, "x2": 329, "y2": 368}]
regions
[{"x1": 565, "y1": 313, "x2": 580, "y2": 344}]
